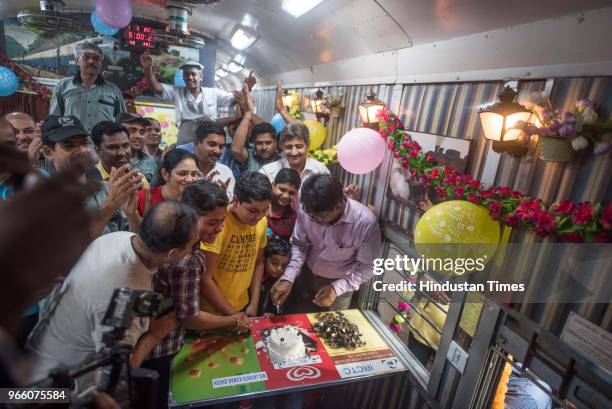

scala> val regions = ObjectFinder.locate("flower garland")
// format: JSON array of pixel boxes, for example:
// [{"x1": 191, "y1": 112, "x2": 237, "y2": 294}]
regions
[
  {"x1": 309, "y1": 145, "x2": 338, "y2": 165},
  {"x1": 287, "y1": 90, "x2": 304, "y2": 121},
  {"x1": 0, "y1": 51, "x2": 53, "y2": 101},
  {"x1": 373, "y1": 108, "x2": 611, "y2": 243}
]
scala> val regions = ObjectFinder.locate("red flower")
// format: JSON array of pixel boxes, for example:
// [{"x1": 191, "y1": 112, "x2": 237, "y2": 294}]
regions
[
  {"x1": 487, "y1": 201, "x2": 502, "y2": 219},
  {"x1": 454, "y1": 186, "x2": 465, "y2": 198},
  {"x1": 496, "y1": 186, "x2": 513, "y2": 197},
  {"x1": 504, "y1": 213, "x2": 522, "y2": 227},
  {"x1": 467, "y1": 193, "x2": 480, "y2": 204},
  {"x1": 468, "y1": 179, "x2": 481, "y2": 190},
  {"x1": 401, "y1": 141, "x2": 411, "y2": 149},
  {"x1": 427, "y1": 168, "x2": 439, "y2": 178},
  {"x1": 481, "y1": 188, "x2": 494, "y2": 199},
  {"x1": 434, "y1": 187, "x2": 447, "y2": 200},
  {"x1": 401, "y1": 158, "x2": 409, "y2": 168},
  {"x1": 443, "y1": 166, "x2": 455, "y2": 175},
  {"x1": 408, "y1": 149, "x2": 419, "y2": 159},
  {"x1": 534, "y1": 212, "x2": 556, "y2": 236},
  {"x1": 594, "y1": 232, "x2": 611, "y2": 243},
  {"x1": 425, "y1": 152, "x2": 434, "y2": 162},
  {"x1": 444, "y1": 175, "x2": 458, "y2": 185},
  {"x1": 600, "y1": 206, "x2": 612, "y2": 230},
  {"x1": 572, "y1": 202, "x2": 594, "y2": 225},
  {"x1": 387, "y1": 141, "x2": 395, "y2": 150},
  {"x1": 552, "y1": 200, "x2": 575, "y2": 215},
  {"x1": 392, "y1": 151, "x2": 400, "y2": 159},
  {"x1": 409, "y1": 169, "x2": 418, "y2": 178}
]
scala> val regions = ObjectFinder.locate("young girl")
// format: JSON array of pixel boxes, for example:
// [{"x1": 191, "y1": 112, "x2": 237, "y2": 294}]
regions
[{"x1": 137, "y1": 148, "x2": 199, "y2": 216}]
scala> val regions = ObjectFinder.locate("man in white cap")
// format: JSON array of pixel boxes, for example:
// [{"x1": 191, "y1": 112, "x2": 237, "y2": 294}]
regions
[
  {"x1": 50, "y1": 41, "x2": 127, "y2": 133},
  {"x1": 140, "y1": 50, "x2": 255, "y2": 145}
]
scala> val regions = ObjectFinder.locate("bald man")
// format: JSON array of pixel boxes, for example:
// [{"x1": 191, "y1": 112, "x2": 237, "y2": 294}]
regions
[{"x1": 4, "y1": 112, "x2": 48, "y2": 170}]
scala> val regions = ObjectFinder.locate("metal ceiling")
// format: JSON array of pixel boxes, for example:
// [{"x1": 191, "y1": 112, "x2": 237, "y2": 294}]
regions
[{"x1": 1, "y1": 0, "x2": 611, "y2": 80}]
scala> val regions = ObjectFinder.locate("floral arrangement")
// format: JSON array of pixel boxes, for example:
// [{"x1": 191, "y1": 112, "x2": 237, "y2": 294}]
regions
[
  {"x1": 309, "y1": 145, "x2": 338, "y2": 165},
  {"x1": 287, "y1": 90, "x2": 304, "y2": 120},
  {"x1": 516, "y1": 92, "x2": 611, "y2": 156},
  {"x1": 375, "y1": 108, "x2": 611, "y2": 243},
  {"x1": 0, "y1": 52, "x2": 53, "y2": 101},
  {"x1": 389, "y1": 302, "x2": 410, "y2": 333}
]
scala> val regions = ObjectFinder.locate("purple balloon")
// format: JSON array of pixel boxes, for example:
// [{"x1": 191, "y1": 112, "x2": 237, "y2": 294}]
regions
[
  {"x1": 96, "y1": 0, "x2": 133, "y2": 29},
  {"x1": 337, "y1": 128, "x2": 387, "y2": 174}
]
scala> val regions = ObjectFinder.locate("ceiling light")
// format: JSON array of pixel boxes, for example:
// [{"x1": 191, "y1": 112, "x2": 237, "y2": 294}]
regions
[
  {"x1": 216, "y1": 68, "x2": 228, "y2": 78},
  {"x1": 281, "y1": 0, "x2": 324, "y2": 18},
  {"x1": 228, "y1": 62, "x2": 243, "y2": 73},
  {"x1": 231, "y1": 26, "x2": 258, "y2": 50},
  {"x1": 233, "y1": 54, "x2": 246, "y2": 65}
]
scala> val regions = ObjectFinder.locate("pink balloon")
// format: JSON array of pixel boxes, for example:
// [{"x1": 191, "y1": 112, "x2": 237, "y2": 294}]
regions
[
  {"x1": 337, "y1": 128, "x2": 386, "y2": 174},
  {"x1": 96, "y1": 0, "x2": 133, "y2": 29},
  {"x1": 161, "y1": 121, "x2": 168, "y2": 128}
]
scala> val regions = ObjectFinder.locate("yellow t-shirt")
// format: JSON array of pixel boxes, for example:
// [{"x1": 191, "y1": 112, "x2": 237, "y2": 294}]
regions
[{"x1": 200, "y1": 210, "x2": 267, "y2": 312}]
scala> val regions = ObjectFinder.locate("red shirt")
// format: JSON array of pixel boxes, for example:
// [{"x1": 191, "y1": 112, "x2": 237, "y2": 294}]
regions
[
  {"x1": 266, "y1": 206, "x2": 297, "y2": 241},
  {"x1": 137, "y1": 185, "x2": 165, "y2": 216}
]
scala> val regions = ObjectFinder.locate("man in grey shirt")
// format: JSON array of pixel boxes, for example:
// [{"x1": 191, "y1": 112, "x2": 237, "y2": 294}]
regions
[
  {"x1": 27, "y1": 201, "x2": 200, "y2": 382},
  {"x1": 50, "y1": 41, "x2": 126, "y2": 133}
]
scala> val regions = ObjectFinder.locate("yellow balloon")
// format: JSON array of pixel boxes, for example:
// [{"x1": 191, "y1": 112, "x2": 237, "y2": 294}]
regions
[
  {"x1": 303, "y1": 119, "x2": 326, "y2": 151},
  {"x1": 414, "y1": 200, "x2": 500, "y2": 276}
]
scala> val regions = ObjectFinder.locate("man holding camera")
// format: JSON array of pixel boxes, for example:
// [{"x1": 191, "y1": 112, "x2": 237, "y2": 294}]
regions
[{"x1": 27, "y1": 201, "x2": 200, "y2": 382}]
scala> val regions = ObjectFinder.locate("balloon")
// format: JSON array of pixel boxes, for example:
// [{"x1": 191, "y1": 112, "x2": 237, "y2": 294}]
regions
[
  {"x1": 303, "y1": 119, "x2": 326, "y2": 151},
  {"x1": 0, "y1": 66, "x2": 19, "y2": 97},
  {"x1": 337, "y1": 127, "x2": 386, "y2": 174},
  {"x1": 414, "y1": 200, "x2": 500, "y2": 276},
  {"x1": 174, "y1": 70, "x2": 186, "y2": 87},
  {"x1": 96, "y1": 0, "x2": 133, "y2": 29},
  {"x1": 90, "y1": 10, "x2": 119, "y2": 36},
  {"x1": 271, "y1": 113, "x2": 286, "y2": 134}
]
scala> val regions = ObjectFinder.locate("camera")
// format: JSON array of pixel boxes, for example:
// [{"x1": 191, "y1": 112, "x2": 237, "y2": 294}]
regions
[{"x1": 28, "y1": 288, "x2": 173, "y2": 409}]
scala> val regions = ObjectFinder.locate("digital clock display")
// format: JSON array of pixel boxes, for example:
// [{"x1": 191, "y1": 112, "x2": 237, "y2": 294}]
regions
[{"x1": 120, "y1": 24, "x2": 160, "y2": 53}]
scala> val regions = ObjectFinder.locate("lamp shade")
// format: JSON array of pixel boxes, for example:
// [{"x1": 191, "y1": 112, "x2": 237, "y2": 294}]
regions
[
  {"x1": 359, "y1": 90, "x2": 386, "y2": 125},
  {"x1": 479, "y1": 86, "x2": 532, "y2": 143}
]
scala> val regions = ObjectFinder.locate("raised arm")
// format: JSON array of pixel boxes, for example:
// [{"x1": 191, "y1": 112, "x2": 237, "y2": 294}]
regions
[
  {"x1": 275, "y1": 81, "x2": 300, "y2": 125},
  {"x1": 140, "y1": 50, "x2": 163, "y2": 95},
  {"x1": 231, "y1": 85, "x2": 253, "y2": 164}
]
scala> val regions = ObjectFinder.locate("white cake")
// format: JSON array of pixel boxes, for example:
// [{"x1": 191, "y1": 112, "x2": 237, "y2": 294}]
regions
[{"x1": 264, "y1": 325, "x2": 307, "y2": 363}]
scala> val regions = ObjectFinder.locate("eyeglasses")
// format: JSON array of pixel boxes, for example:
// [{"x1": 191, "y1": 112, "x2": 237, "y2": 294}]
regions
[
  {"x1": 301, "y1": 205, "x2": 334, "y2": 224},
  {"x1": 80, "y1": 54, "x2": 101, "y2": 63}
]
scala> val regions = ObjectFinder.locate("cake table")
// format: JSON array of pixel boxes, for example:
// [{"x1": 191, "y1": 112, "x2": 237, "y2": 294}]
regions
[{"x1": 169, "y1": 309, "x2": 410, "y2": 407}]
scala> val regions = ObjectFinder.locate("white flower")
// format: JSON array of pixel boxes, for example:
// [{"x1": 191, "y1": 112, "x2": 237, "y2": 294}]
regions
[
  {"x1": 571, "y1": 136, "x2": 589, "y2": 151},
  {"x1": 582, "y1": 106, "x2": 598, "y2": 124},
  {"x1": 520, "y1": 91, "x2": 548, "y2": 110}
]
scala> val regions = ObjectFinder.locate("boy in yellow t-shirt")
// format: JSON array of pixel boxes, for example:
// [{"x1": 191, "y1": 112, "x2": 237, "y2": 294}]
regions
[{"x1": 200, "y1": 172, "x2": 272, "y2": 316}]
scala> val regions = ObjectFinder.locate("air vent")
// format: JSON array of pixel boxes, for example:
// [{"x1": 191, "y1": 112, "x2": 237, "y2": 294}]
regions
[
  {"x1": 17, "y1": 0, "x2": 81, "y2": 34},
  {"x1": 155, "y1": 3, "x2": 206, "y2": 49}
]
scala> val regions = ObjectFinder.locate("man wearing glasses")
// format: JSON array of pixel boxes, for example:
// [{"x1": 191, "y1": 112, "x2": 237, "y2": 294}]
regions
[
  {"x1": 271, "y1": 174, "x2": 381, "y2": 312},
  {"x1": 50, "y1": 41, "x2": 127, "y2": 133}
]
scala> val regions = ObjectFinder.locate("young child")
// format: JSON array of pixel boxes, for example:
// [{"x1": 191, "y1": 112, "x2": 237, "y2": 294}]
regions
[
  {"x1": 200, "y1": 171, "x2": 272, "y2": 317},
  {"x1": 258, "y1": 237, "x2": 291, "y2": 315},
  {"x1": 267, "y1": 168, "x2": 301, "y2": 241}
]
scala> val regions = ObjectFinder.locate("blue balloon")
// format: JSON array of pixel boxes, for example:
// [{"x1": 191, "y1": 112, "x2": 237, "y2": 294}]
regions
[
  {"x1": 174, "y1": 70, "x2": 186, "y2": 87},
  {"x1": 271, "y1": 113, "x2": 287, "y2": 134},
  {"x1": 0, "y1": 66, "x2": 19, "y2": 97},
  {"x1": 91, "y1": 10, "x2": 119, "y2": 36}
]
